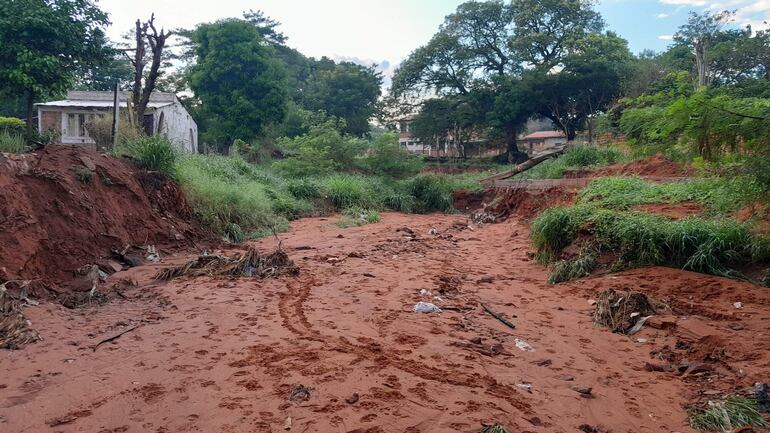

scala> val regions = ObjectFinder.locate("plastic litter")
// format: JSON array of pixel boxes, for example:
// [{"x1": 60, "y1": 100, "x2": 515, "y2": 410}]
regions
[
  {"x1": 514, "y1": 338, "x2": 534, "y2": 352},
  {"x1": 734, "y1": 301, "x2": 743, "y2": 309},
  {"x1": 413, "y1": 302, "x2": 442, "y2": 314}
]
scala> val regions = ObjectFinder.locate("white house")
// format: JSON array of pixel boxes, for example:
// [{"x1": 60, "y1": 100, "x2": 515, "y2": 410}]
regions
[{"x1": 36, "y1": 91, "x2": 198, "y2": 153}]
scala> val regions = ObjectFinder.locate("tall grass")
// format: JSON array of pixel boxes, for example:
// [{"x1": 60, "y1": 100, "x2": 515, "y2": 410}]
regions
[
  {"x1": 117, "y1": 135, "x2": 177, "y2": 174},
  {"x1": 579, "y1": 176, "x2": 764, "y2": 214},
  {"x1": 531, "y1": 205, "x2": 770, "y2": 277},
  {"x1": 0, "y1": 131, "x2": 27, "y2": 154},
  {"x1": 689, "y1": 396, "x2": 768, "y2": 432}
]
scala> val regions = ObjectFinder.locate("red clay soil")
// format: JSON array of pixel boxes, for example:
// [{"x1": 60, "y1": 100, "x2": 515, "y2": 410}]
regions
[
  {"x1": 485, "y1": 186, "x2": 576, "y2": 220},
  {"x1": 0, "y1": 145, "x2": 205, "y2": 296},
  {"x1": 593, "y1": 153, "x2": 693, "y2": 178},
  {"x1": 632, "y1": 201, "x2": 705, "y2": 220},
  {"x1": 4, "y1": 213, "x2": 767, "y2": 432}
]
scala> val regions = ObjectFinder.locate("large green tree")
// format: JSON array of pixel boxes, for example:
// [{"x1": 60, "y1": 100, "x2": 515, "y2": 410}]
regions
[
  {"x1": 189, "y1": 19, "x2": 289, "y2": 147},
  {"x1": 0, "y1": 0, "x2": 112, "y2": 133},
  {"x1": 302, "y1": 61, "x2": 382, "y2": 136}
]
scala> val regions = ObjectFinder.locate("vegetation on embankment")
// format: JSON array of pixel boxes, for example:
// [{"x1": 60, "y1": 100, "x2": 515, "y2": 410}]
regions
[
  {"x1": 532, "y1": 173, "x2": 770, "y2": 283},
  {"x1": 117, "y1": 131, "x2": 495, "y2": 241}
]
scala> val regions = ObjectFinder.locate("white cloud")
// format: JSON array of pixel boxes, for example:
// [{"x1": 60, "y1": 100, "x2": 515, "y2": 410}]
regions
[
  {"x1": 658, "y1": 0, "x2": 770, "y2": 32},
  {"x1": 658, "y1": 34, "x2": 675, "y2": 40},
  {"x1": 656, "y1": 13, "x2": 670, "y2": 18}
]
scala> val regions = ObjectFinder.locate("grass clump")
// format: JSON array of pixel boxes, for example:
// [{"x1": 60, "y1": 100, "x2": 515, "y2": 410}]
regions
[
  {"x1": 548, "y1": 246, "x2": 598, "y2": 284},
  {"x1": 320, "y1": 174, "x2": 383, "y2": 209},
  {"x1": 117, "y1": 135, "x2": 177, "y2": 174},
  {"x1": 335, "y1": 207, "x2": 381, "y2": 228},
  {"x1": 531, "y1": 205, "x2": 770, "y2": 278},
  {"x1": 0, "y1": 130, "x2": 27, "y2": 154},
  {"x1": 689, "y1": 396, "x2": 768, "y2": 432}
]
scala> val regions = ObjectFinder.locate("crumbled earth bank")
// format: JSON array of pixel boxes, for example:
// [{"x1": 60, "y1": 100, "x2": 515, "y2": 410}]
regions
[{"x1": 2, "y1": 212, "x2": 769, "y2": 432}]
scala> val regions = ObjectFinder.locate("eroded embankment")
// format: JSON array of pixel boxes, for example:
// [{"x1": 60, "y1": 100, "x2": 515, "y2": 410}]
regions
[{"x1": 0, "y1": 146, "x2": 207, "y2": 298}]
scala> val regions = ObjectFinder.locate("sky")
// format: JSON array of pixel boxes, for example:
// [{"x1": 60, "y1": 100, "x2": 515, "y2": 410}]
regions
[{"x1": 99, "y1": 0, "x2": 770, "y2": 79}]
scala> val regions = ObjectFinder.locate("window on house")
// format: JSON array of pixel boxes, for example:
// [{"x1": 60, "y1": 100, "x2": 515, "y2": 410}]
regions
[{"x1": 65, "y1": 113, "x2": 101, "y2": 138}]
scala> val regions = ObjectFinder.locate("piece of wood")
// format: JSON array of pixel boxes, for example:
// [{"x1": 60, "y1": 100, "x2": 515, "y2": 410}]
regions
[
  {"x1": 481, "y1": 303, "x2": 516, "y2": 329},
  {"x1": 481, "y1": 146, "x2": 567, "y2": 186},
  {"x1": 92, "y1": 324, "x2": 143, "y2": 352}
]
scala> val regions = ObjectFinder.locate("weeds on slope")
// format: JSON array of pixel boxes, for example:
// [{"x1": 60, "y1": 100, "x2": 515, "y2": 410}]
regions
[
  {"x1": 579, "y1": 176, "x2": 764, "y2": 214},
  {"x1": 532, "y1": 204, "x2": 770, "y2": 279},
  {"x1": 689, "y1": 396, "x2": 768, "y2": 432}
]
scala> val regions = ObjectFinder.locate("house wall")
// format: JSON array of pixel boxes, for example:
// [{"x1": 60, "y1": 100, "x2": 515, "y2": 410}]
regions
[
  {"x1": 39, "y1": 110, "x2": 61, "y2": 137},
  {"x1": 153, "y1": 102, "x2": 198, "y2": 153}
]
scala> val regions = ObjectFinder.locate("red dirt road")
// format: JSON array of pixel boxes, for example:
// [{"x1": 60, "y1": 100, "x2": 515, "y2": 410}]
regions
[{"x1": 2, "y1": 213, "x2": 768, "y2": 433}]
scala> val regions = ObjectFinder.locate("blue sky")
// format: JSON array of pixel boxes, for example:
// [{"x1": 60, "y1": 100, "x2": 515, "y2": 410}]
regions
[{"x1": 100, "y1": 0, "x2": 770, "y2": 75}]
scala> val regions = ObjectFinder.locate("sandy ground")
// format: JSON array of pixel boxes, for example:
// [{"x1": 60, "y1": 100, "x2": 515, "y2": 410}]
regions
[{"x1": 2, "y1": 213, "x2": 769, "y2": 433}]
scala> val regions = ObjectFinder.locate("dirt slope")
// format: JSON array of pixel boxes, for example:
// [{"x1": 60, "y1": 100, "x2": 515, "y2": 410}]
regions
[
  {"x1": 0, "y1": 146, "x2": 204, "y2": 295},
  {"x1": 2, "y1": 213, "x2": 767, "y2": 432}
]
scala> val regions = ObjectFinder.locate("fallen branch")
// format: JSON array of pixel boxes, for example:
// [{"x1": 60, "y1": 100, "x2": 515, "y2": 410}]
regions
[
  {"x1": 480, "y1": 146, "x2": 567, "y2": 186},
  {"x1": 481, "y1": 303, "x2": 516, "y2": 329},
  {"x1": 92, "y1": 323, "x2": 144, "y2": 352}
]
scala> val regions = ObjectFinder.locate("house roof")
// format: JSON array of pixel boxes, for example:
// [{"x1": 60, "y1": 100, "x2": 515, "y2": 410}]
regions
[
  {"x1": 521, "y1": 130, "x2": 566, "y2": 140},
  {"x1": 36, "y1": 91, "x2": 177, "y2": 109}
]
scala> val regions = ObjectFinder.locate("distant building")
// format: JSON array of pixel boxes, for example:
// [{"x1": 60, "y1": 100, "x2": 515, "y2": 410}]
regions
[
  {"x1": 398, "y1": 115, "x2": 426, "y2": 154},
  {"x1": 36, "y1": 91, "x2": 198, "y2": 153},
  {"x1": 520, "y1": 130, "x2": 567, "y2": 154}
]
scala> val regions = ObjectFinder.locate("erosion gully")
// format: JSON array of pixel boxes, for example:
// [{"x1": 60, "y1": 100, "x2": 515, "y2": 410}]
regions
[{"x1": 2, "y1": 213, "x2": 768, "y2": 433}]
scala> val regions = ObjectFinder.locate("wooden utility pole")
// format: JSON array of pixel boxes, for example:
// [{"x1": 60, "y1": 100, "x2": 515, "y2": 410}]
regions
[{"x1": 111, "y1": 82, "x2": 120, "y2": 148}]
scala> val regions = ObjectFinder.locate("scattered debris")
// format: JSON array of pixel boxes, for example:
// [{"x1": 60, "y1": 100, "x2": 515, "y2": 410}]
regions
[
  {"x1": 516, "y1": 383, "x2": 533, "y2": 392},
  {"x1": 571, "y1": 386, "x2": 593, "y2": 397},
  {"x1": 755, "y1": 383, "x2": 769, "y2": 413},
  {"x1": 481, "y1": 303, "x2": 516, "y2": 330},
  {"x1": 93, "y1": 323, "x2": 145, "y2": 352},
  {"x1": 283, "y1": 416, "x2": 292, "y2": 430},
  {"x1": 345, "y1": 392, "x2": 359, "y2": 404},
  {"x1": 514, "y1": 338, "x2": 534, "y2": 352},
  {"x1": 479, "y1": 424, "x2": 509, "y2": 433},
  {"x1": 155, "y1": 248, "x2": 298, "y2": 281},
  {"x1": 477, "y1": 276, "x2": 495, "y2": 284},
  {"x1": 626, "y1": 315, "x2": 654, "y2": 336},
  {"x1": 145, "y1": 245, "x2": 160, "y2": 263},
  {"x1": 413, "y1": 302, "x2": 442, "y2": 314},
  {"x1": 288, "y1": 384, "x2": 311, "y2": 401},
  {"x1": 362, "y1": 273, "x2": 376, "y2": 278},
  {"x1": 0, "y1": 281, "x2": 41, "y2": 349},
  {"x1": 734, "y1": 302, "x2": 743, "y2": 309},
  {"x1": 593, "y1": 289, "x2": 656, "y2": 334}
]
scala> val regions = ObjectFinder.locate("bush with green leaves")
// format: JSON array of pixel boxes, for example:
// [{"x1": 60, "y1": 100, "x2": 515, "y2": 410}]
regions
[
  {"x1": 274, "y1": 119, "x2": 365, "y2": 177},
  {"x1": 361, "y1": 132, "x2": 423, "y2": 178},
  {"x1": 319, "y1": 174, "x2": 383, "y2": 209},
  {"x1": 0, "y1": 117, "x2": 26, "y2": 136},
  {"x1": 0, "y1": 130, "x2": 27, "y2": 153},
  {"x1": 117, "y1": 135, "x2": 177, "y2": 174}
]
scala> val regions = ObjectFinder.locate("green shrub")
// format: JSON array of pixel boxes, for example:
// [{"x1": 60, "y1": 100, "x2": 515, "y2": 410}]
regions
[
  {"x1": 0, "y1": 130, "x2": 27, "y2": 153},
  {"x1": 118, "y1": 135, "x2": 177, "y2": 174},
  {"x1": 514, "y1": 146, "x2": 626, "y2": 180},
  {"x1": 361, "y1": 132, "x2": 423, "y2": 178},
  {"x1": 0, "y1": 117, "x2": 26, "y2": 136}
]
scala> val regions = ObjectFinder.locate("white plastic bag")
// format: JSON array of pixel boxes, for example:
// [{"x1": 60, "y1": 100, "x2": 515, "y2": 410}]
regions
[{"x1": 413, "y1": 302, "x2": 442, "y2": 314}]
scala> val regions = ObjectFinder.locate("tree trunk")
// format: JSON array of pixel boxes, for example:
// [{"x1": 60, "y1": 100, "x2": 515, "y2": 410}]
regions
[
  {"x1": 566, "y1": 128, "x2": 576, "y2": 141},
  {"x1": 25, "y1": 90, "x2": 35, "y2": 138},
  {"x1": 132, "y1": 19, "x2": 145, "y2": 122},
  {"x1": 482, "y1": 146, "x2": 567, "y2": 186}
]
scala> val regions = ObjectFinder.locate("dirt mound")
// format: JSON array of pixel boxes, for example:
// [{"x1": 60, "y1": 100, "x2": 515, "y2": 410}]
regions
[
  {"x1": 0, "y1": 145, "x2": 205, "y2": 296},
  {"x1": 481, "y1": 187, "x2": 575, "y2": 221},
  {"x1": 593, "y1": 153, "x2": 693, "y2": 177}
]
